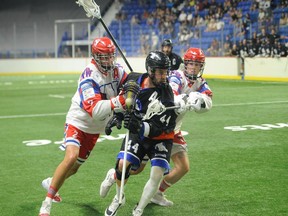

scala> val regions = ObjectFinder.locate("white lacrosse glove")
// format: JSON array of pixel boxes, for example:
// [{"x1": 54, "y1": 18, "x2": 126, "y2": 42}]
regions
[
  {"x1": 186, "y1": 92, "x2": 204, "y2": 112},
  {"x1": 174, "y1": 94, "x2": 188, "y2": 115},
  {"x1": 110, "y1": 93, "x2": 126, "y2": 113}
]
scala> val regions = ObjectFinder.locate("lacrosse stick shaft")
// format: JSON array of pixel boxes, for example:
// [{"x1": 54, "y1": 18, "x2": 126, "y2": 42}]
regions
[
  {"x1": 98, "y1": 19, "x2": 133, "y2": 72},
  {"x1": 77, "y1": 0, "x2": 133, "y2": 72},
  {"x1": 119, "y1": 130, "x2": 129, "y2": 204},
  {"x1": 165, "y1": 105, "x2": 180, "y2": 110}
]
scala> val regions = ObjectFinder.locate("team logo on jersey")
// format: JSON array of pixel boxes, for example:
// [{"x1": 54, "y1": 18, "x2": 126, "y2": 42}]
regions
[{"x1": 155, "y1": 143, "x2": 168, "y2": 152}]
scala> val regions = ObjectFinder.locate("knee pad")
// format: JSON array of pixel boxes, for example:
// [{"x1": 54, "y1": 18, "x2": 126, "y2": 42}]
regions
[{"x1": 115, "y1": 159, "x2": 132, "y2": 180}]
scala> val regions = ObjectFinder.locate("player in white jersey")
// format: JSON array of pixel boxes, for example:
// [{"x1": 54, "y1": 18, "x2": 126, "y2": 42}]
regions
[
  {"x1": 100, "y1": 47, "x2": 213, "y2": 207},
  {"x1": 38, "y1": 37, "x2": 128, "y2": 216},
  {"x1": 151, "y1": 47, "x2": 213, "y2": 206}
]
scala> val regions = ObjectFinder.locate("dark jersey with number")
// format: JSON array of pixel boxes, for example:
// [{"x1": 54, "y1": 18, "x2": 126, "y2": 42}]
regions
[
  {"x1": 168, "y1": 52, "x2": 183, "y2": 71},
  {"x1": 125, "y1": 72, "x2": 177, "y2": 140}
]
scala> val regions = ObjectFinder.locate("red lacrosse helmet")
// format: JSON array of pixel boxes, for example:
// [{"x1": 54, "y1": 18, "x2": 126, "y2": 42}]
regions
[
  {"x1": 91, "y1": 37, "x2": 116, "y2": 74},
  {"x1": 183, "y1": 48, "x2": 205, "y2": 80}
]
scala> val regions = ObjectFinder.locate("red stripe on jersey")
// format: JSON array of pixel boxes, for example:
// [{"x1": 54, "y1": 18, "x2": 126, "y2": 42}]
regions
[
  {"x1": 153, "y1": 131, "x2": 175, "y2": 140},
  {"x1": 82, "y1": 94, "x2": 102, "y2": 117}
]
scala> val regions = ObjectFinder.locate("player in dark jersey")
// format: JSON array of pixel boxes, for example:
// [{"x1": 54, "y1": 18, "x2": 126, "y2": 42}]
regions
[
  {"x1": 104, "y1": 51, "x2": 178, "y2": 216},
  {"x1": 161, "y1": 39, "x2": 183, "y2": 71}
]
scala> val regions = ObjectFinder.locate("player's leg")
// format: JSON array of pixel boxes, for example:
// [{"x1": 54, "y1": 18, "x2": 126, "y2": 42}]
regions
[
  {"x1": 151, "y1": 143, "x2": 189, "y2": 207},
  {"x1": 39, "y1": 124, "x2": 99, "y2": 216},
  {"x1": 133, "y1": 139, "x2": 172, "y2": 215},
  {"x1": 104, "y1": 159, "x2": 131, "y2": 216},
  {"x1": 39, "y1": 144, "x2": 80, "y2": 216},
  {"x1": 133, "y1": 166, "x2": 165, "y2": 216},
  {"x1": 105, "y1": 133, "x2": 143, "y2": 216},
  {"x1": 100, "y1": 155, "x2": 149, "y2": 198}
]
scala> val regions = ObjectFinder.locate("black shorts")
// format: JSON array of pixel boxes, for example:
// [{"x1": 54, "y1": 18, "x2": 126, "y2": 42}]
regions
[{"x1": 117, "y1": 132, "x2": 173, "y2": 172}]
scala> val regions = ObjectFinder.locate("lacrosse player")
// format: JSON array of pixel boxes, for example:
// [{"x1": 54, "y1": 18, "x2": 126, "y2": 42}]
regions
[
  {"x1": 161, "y1": 39, "x2": 183, "y2": 70},
  {"x1": 151, "y1": 47, "x2": 213, "y2": 206},
  {"x1": 38, "y1": 37, "x2": 129, "y2": 216},
  {"x1": 101, "y1": 47, "x2": 213, "y2": 208},
  {"x1": 104, "y1": 51, "x2": 178, "y2": 216}
]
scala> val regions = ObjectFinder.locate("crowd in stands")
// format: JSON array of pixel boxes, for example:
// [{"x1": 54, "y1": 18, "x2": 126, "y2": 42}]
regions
[{"x1": 113, "y1": 0, "x2": 288, "y2": 58}]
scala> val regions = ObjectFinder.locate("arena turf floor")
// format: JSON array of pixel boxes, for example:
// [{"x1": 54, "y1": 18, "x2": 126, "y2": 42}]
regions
[{"x1": 0, "y1": 74, "x2": 287, "y2": 216}]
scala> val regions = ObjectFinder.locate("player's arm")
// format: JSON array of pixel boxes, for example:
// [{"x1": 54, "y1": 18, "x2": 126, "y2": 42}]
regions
[
  {"x1": 167, "y1": 74, "x2": 188, "y2": 115},
  {"x1": 78, "y1": 79, "x2": 126, "y2": 121}
]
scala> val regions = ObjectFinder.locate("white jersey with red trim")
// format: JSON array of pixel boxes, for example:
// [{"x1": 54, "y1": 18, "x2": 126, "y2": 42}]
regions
[
  {"x1": 66, "y1": 60, "x2": 127, "y2": 134},
  {"x1": 168, "y1": 70, "x2": 213, "y2": 133}
]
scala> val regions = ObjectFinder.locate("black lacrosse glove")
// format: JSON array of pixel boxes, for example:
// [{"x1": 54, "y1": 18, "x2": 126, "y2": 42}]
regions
[
  {"x1": 105, "y1": 112, "x2": 124, "y2": 135},
  {"x1": 146, "y1": 119, "x2": 163, "y2": 138},
  {"x1": 123, "y1": 111, "x2": 142, "y2": 134}
]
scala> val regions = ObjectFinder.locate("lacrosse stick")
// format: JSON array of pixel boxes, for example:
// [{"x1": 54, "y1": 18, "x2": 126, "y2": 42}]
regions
[
  {"x1": 143, "y1": 99, "x2": 180, "y2": 120},
  {"x1": 76, "y1": 0, "x2": 133, "y2": 72},
  {"x1": 119, "y1": 80, "x2": 140, "y2": 204}
]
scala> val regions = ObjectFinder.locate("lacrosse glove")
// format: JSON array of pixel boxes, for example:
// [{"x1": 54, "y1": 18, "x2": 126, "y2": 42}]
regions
[
  {"x1": 105, "y1": 112, "x2": 124, "y2": 135},
  {"x1": 187, "y1": 92, "x2": 205, "y2": 111},
  {"x1": 174, "y1": 94, "x2": 188, "y2": 115},
  {"x1": 123, "y1": 111, "x2": 142, "y2": 134},
  {"x1": 142, "y1": 119, "x2": 163, "y2": 138}
]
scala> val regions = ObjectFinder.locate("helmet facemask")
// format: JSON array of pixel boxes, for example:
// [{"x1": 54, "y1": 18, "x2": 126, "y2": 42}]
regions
[
  {"x1": 183, "y1": 47, "x2": 206, "y2": 81},
  {"x1": 91, "y1": 37, "x2": 116, "y2": 75},
  {"x1": 92, "y1": 52, "x2": 116, "y2": 74},
  {"x1": 184, "y1": 60, "x2": 205, "y2": 81}
]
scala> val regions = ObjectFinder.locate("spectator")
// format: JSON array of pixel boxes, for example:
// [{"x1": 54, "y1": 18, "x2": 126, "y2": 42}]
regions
[
  {"x1": 251, "y1": 32, "x2": 258, "y2": 44},
  {"x1": 279, "y1": 13, "x2": 288, "y2": 26},
  {"x1": 258, "y1": 9, "x2": 266, "y2": 26},
  {"x1": 268, "y1": 28, "x2": 280, "y2": 46},
  {"x1": 248, "y1": 38, "x2": 260, "y2": 57},
  {"x1": 178, "y1": 26, "x2": 194, "y2": 44},
  {"x1": 272, "y1": 41, "x2": 288, "y2": 57},
  {"x1": 205, "y1": 18, "x2": 217, "y2": 32},
  {"x1": 178, "y1": 10, "x2": 187, "y2": 23},
  {"x1": 146, "y1": 14, "x2": 155, "y2": 27},
  {"x1": 239, "y1": 39, "x2": 249, "y2": 58},
  {"x1": 258, "y1": 38, "x2": 271, "y2": 57},
  {"x1": 207, "y1": 38, "x2": 220, "y2": 56},
  {"x1": 216, "y1": 18, "x2": 225, "y2": 30},
  {"x1": 231, "y1": 43, "x2": 240, "y2": 57},
  {"x1": 75, "y1": 47, "x2": 84, "y2": 58},
  {"x1": 223, "y1": 42, "x2": 232, "y2": 56},
  {"x1": 150, "y1": 32, "x2": 159, "y2": 50},
  {"x1": 62, "y1": 47, "x2": 71, "y2": 58},
  {"x1": 258, "y1": 27, "x2": 269, "y2": 43},
  {"x1": 131, "y1": 14, "x2": 140, "y2": 25}
]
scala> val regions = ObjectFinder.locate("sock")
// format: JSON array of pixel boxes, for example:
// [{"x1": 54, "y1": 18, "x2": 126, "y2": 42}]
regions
[
  {"x1": 46, "y1": 185, "x2": 58, "y2": 199},
  {"x1": 159, "y1": 179, "x2": 172, "y2": 192},
  {"x1": 138, "y1": 166, "x2": 164, "y2": 210}
]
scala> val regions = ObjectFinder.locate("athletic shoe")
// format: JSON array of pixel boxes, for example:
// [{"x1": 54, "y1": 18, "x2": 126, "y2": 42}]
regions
[
  {"x1": 105, "y1": 194, "x2": 125, "y2": 216},
  {"x1": 41, "y1": 177, "x2": 62, "y2": 203},
  {"x1": 100, "y1": 168, "x2": 116, "y2": 198},
  {"x1": 38, "y1": 200, "x2": 51, "y2": 216},
  {"x1": 151, "y1": 191, "x2": 174, "y2": 207},
  {"x1": 132, "y1": 204, "x2": 143, "y2": 216}
]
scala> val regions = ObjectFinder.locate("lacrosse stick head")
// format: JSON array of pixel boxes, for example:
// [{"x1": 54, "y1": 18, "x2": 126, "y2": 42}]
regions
[
  {"x1": 143, "y1": 99, "x2": 166, "y2": 120},
  {"x1": 76, "y1": 0, "x2": 101, "y2": 19}
]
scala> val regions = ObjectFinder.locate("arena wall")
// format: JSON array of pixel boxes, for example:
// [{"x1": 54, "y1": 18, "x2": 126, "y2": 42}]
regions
[{"x1": 0, "y1": 57, "x2": 287, "y2": 82}]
